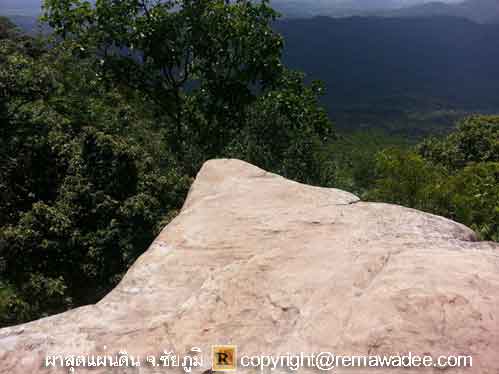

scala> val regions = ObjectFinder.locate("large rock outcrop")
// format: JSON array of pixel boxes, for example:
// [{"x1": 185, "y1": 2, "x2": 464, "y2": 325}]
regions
[{"x1": 0, "y1": 159, "x2": 498, "y2": 373}]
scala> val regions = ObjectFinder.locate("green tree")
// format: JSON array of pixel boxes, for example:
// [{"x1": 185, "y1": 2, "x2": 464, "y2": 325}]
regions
[
  {"x1": 449, "y1": 162, "x2": 499, "y2": 241},
  {"x1": 0, "y1": 31, "x2": 190, "y2": 326},
  {"x1": 369, "y1": 116, "x2": 499, "y2": 242},
  {"x1": 221, "y1": 71, "x2": 334, "y2": 185},
  {"x1": 42, "y1": 0, "x2": 334, "y2": 179},
  {"x1": 368, "y1": 148, "x2": 447, "y2": 211},
  {"x1": 43, "y1": 0, "x2": 284, "y2": 157},
  {"x1": 418, "y1": 115, "x2": 499, "y2": 169}
]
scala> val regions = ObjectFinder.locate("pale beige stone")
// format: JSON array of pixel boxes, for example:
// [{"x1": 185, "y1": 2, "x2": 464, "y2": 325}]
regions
[{"x1": 0, "y1": 159, "x2": 498, "y2": 373}]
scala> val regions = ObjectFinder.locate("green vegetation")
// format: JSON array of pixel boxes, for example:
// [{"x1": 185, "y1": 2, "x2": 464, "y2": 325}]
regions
[
  {"x1": 332, "y1": 109, "x2": 468, "y2": 140},
  {"x1": 0, "y1": 23, "x2": 191, "y2": 324},
  {"x1": 0, "y1": 1, "x2": 497, "y2": 327},
  {"x1": 325, "y1": 130, "x2": 411, "y2": 195},
  {"x1": 368, "y1": 116, "x2": 499, "y2": 241}
]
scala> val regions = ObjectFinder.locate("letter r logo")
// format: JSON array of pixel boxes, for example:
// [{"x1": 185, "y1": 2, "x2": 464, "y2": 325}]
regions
[{"x1": 212, "y1": 345, "x2": 237, "y2": 371}]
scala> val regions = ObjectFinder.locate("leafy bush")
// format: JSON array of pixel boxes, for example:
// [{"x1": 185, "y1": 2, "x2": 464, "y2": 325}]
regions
[
  {"x1": 0, "y1": 30, "x2": 190, "y2": 326},
  {"x1": 369, "y1": 116, "x2": 499, "y2": 241},
  {"x1": 418, "y1": 115, "x2": 499, "y2": 168}
]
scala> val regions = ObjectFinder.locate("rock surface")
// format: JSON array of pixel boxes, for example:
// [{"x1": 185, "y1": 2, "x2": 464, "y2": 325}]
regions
[{"x1": 0, "y1": 159, "x2": 498, "y2": 373}]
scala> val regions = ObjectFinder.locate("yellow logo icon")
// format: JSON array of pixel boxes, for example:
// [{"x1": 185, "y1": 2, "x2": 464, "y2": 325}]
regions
[{"x1": 212, "y1": 345, "x2": 237, "y2": 371}]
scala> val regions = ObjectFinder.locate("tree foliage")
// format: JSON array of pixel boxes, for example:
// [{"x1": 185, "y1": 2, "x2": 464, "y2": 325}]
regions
[
  {"x1": 43, "y1": 0, "x2": 283, "y2": 159},
  {"x1": 418, "y1": 115, "x2": 499, "y2": 168},
  {"x1": 369, "y1": 116, "x2": 499, "y2": 242},
  {"x1": 0, "y1": 27, "x2": 190, "y2": 326}
]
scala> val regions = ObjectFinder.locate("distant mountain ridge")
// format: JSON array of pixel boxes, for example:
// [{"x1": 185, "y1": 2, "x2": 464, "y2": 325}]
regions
[
  {"x1": 385, "y1": 0, "x2": 499, "y2": 23},
  {"x1": 275, "y1": 16, "x2": 499, "y2": 114},
  {"x1": 0, "y1": 0, "x2": 42, "y2": 16},
  {"x1": 271, "y1": 0, "x2": 499, "y2": 23}
]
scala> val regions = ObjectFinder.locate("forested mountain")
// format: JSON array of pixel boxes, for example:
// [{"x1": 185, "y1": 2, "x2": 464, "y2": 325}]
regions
[
  {"x1": 385, "y1": 0, "x2": 499, "y2": 24},
  {"x1": 271, "y1": 0, "x2": 461, "y2": 17},
  {"x1": 271, "y1": 0, "x2": 499, "y2": 23},
  {"x1": 7, "y1": 11, "x2": 499, "y2": 134},
  {"x1": 10, "y1": 13, "x2": 499, "y2": 115},
  {"x1": 276, "y1": 16, "x2": 499, "y2": 114}
]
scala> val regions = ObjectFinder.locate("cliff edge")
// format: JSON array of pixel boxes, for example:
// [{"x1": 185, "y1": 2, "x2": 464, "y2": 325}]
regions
[{"x1": 0, "y1": 159, "x2": 498, "y2": 373}]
